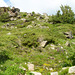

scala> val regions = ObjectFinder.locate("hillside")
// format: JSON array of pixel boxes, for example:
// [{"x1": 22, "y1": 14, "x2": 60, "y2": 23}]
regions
[{"x1": 0, "y1": 7, "x2": 75, "y2": 75}]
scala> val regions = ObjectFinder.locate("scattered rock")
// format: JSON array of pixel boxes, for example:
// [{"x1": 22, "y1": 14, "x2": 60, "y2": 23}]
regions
[
  {"x1": 27, "y1": 63, "x2": 34, "y2": 71},
  {"x1": 10, "y1": 17, "x2": 14, "y2": 21},
  {"x1": 50, "y1": 44, "x2": 56, "y2": 50},
  {"x1": 69, "y1": 66, "x2": 75, "y2": 74},
  {"x1": 26, "y1": 25, "x2": 33, "y2": 28},
  {"x1": 72, "y1": 42, "x2": 75, "y2": 44},
  {"x1": 7, "y1": 32, "x2": 11, "y2": 35},
  {"x1": 11, "y1": 23, "x2": 15, "y2": 25},
  {"x1": 50, "y1": 22, "x2": 53, "y2": 24},
  {"x1": 37, "y1": 36, "x2": 44, "y2": 43},
  {"x1": 30, "y1": 72, "x2": 42, "y2": 75},
  {"x1": 62, "y1": 67, "x2": 68, "y2": 70},
  {"x1": 26, "y1": 13, "x2": 33, "y2": 18},
  {"x1": 17, "y1": 15, "x2": 21, "y2": 19},
  {"x1": 49, "y1": 68, "x2": 53, "y2": 71},
  {"x1": 51, "y1": 72, "x2": 58, "y2": 75},
  {"x1": 40, "y1": 26, "x2": 49, "y2": 29},
  {"x1": 21, "y1": 18, "x2": 28, "y2": 22},
  {"x1": 19, "y1": 66, "x2": 26, "y2": 71},
  {"x1": 37, "y1": 16, "x2": 43, "y2": 21},
  {"x1": 64, "y1": 31, "x2": 73, "y2": 39},
  {"x1": 8, "y1": 7, "x2": 20, "y2": 17},
  {"x1": 43, "y1": 13, "x2": 49, "y2": 22},
  {"x1": 40, "y1": 41, "x2": 47, "y2": 48},
  {"x1": 65, "y1": 41, "x2": 70, "y2": 47},
  {"x1": 2, "y1": 25, "x2": 5, "y2": 28},
  {"x1": 6, "y1": 23, "x2": 10, "y2": 26},
  {"x1": 11, "y1": 26, "x2": 14, "y2": 29}
]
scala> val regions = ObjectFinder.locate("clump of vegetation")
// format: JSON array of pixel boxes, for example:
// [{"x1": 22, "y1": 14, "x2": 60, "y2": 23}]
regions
[
  {"x1": 0, "y1": 12, "x2": 10, "y2": 22},
  {"x1": 52, "y1": 5, "x2": 75, "y2": 24}
]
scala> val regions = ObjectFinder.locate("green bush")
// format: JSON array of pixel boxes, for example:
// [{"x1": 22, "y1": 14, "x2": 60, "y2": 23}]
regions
[
  {"x1": 0, "y1": 12, "x2": 10, "y2": 22},
  {"x1": 22, "y1": 32, "x2": 39, "y2": 48},
  {"x1": 52, "y1": 5, "x2": 75, "y2": 24}
]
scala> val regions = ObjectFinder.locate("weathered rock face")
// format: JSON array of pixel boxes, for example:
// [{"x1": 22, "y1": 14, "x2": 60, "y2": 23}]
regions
[
  {"x1": 64, "y1": 31, "x2": 73, "y2": 39},
  {"x1": 30, "y1": 72, "x2": 42, "y2": 75},
  {"x1": 51, "y1": 72, "x2": 58, "y2": 75},
  {"x1": 69, "y1": 66, "x2": 75, "y2": 74}
]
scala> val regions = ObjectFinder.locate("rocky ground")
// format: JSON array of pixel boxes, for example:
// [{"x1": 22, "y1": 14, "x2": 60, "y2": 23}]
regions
[{"x1": 0, "y1": 7, "x2": 75, "y2": 75}]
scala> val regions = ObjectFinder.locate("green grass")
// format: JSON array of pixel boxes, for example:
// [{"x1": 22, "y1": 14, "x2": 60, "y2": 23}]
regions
[{"x1": 0, "y1": 15, "x2": 75, "y2": 75}]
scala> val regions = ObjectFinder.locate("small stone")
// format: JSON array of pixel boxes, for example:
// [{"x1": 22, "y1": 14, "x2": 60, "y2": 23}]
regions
[
  {"x1": 26, "y1": 25, "x2": 33, "y2": 28},
  {"x1": 40, "y1": 41, "x2": 47, "y2": 48},
  {"x1": 62, "y1": 67, "x2": 68, "y2": 70},
  {"x1": 69, "y1": 66, "x2": 75, "y2": 74},
  {"x1": 11, "y1": 26, "x2": 14, "y2": 29},
  {"x1": 50, "y1": 44, "x2": 56, "y2": 50},
  {"x1": 30, "y1": 72, "x2": 42, "y2": 75},
  {"x1": 6, "y1": 23, "x2": 10, "y2": 26},
  {"x1": 65, "y1": 41, "x2": 70, "y2": 47},
  {"x1": 10, "y1": 17, "x2": 14, "y2": 21},
  {"x1": 7, "y1": 32, "x2": 11, "y2": 35},
  {"x1": 51, "y1": 72, "x2": 58, "y2": 75},
  {"x1": 49, "y1": 68, "x2": 53, "y2": 71},
  {"x1": 21, "y1": 18, "x2": 28, "y2": 22},
  {"x1": 27, "y1": 63, "x2": 34, "y2": 71}
]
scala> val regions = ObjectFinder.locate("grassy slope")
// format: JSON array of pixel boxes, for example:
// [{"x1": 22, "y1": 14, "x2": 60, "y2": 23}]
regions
[{"x1": 0, "y1": 16, "x2": 75, "y2": 75}]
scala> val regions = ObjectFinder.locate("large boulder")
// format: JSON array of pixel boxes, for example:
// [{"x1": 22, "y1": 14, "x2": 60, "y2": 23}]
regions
[{"x1": 69, "y1": 66, "x2": 75, "y2": 74}]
